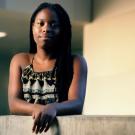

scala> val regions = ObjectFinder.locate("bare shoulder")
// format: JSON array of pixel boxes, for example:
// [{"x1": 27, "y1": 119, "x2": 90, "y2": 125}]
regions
[
  {"x1": 73, "y1": 54, "x2": 87, "y2": 71},
  {"x1": 10, "y1": 52, "x2": 34, "y2": 69}
]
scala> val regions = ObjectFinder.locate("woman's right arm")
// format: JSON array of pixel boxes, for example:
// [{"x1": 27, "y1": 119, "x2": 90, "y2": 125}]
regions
[{"x1": 8, "y1": 54, "x2": 43, "y2": 115}]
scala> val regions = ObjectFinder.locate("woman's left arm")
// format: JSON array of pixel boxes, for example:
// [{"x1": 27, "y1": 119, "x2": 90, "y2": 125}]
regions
[
  {"x1": 32, "y1": 55, "x2": 87, "y2": 133},
  {"x1": 55, "y1": 55, "x2": 87, "y2": 115}
]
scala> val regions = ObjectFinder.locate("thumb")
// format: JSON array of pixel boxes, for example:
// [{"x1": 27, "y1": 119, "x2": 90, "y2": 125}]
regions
[{"x1": 32, "y1": 113, "x2": 35, "y2": 119}]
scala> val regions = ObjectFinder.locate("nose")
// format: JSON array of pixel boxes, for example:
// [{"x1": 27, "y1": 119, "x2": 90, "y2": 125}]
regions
[{"x1": 42, "y1": 22, "x2": 51, "y2": 33}]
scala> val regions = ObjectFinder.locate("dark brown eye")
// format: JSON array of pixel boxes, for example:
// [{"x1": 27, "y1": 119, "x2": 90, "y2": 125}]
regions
[
  {"x1": 35, "y1": 21, "x2": 45, "y2": 27},
  {"x1": 39, "y1": 21, "x2": 44, "y2": 27},
  {"x1": 50, "y1": 22, "x2": 59, "y2": 28}
]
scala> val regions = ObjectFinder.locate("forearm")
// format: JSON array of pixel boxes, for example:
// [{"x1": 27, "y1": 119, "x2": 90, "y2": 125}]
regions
[
  {"x1": 54, "y1": 99, "x2": 83, "y2": 116},
  {"x1": 9, "y1": 98, "x2": 35, "y2": 115}
]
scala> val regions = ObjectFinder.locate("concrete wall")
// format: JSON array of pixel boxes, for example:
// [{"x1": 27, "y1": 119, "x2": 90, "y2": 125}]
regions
[
  {"x1": 0, "y1": 115, "x2": 135, "y2": 135},
  {"x1": 83, "y1": 0, "x2": 135, "y2": 115}
]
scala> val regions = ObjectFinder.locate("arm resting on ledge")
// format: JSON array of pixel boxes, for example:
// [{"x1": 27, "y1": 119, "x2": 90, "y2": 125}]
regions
[{"x1": 8, "y1": 54, "x2": 87, "y2": 133}]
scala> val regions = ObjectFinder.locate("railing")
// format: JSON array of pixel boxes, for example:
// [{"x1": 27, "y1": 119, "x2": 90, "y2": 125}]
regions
[{"x1": 0, "y1": 115, "x2": 135, "y2": 135}]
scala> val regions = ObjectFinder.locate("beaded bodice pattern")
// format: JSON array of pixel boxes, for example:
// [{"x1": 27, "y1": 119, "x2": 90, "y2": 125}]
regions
[{"x1": 21, "y1": 58, "x2": 58, "y2": 105}]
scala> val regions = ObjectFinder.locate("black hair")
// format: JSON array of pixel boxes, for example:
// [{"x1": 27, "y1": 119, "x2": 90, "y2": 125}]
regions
[{"x1": 29, "y1": 2, "x2": 73, "y2": 102}]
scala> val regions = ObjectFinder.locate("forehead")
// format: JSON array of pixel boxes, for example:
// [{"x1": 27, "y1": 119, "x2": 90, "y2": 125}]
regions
[{"x1": 35, "y1": 8, "x2": 59, "y2": 22}]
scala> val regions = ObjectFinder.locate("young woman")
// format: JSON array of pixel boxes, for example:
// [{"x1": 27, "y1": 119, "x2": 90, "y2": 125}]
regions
[{"x1": 8, "y1": 2, "x2": 87, "y2": 134}]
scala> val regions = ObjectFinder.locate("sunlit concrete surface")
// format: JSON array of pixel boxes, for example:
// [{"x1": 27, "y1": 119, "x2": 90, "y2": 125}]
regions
[{"x1": 0, "y1": 115, "x2": 135, "y2": 135}]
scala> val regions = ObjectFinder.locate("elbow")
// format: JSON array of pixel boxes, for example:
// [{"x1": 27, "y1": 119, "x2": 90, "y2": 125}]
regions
[
  {"x1": 9, "y1": 102, "x2": 14, "y2": 114},
  {"x1": 8, "y1": 98, "x2": 17, "y2": 114},
  {"x1": 75, "y1": 109, "x2": 82, "y2": 115},
  {"x1": 74, "y1": 99, "x2": 84, "y2": 114}
]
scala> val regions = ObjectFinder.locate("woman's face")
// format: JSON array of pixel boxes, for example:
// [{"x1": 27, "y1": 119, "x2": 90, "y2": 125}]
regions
[{"x1": 32, "y1": 8, "x2": 60, "y2": 48}]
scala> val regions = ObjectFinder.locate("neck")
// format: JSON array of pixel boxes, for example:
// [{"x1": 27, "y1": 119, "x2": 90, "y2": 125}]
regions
[
  {"x1": 34, "y1": 48, "x2": 56, "y2": 65},
  {"x1": 36, "y1": 48, "x2": 50, "y2": 61}
]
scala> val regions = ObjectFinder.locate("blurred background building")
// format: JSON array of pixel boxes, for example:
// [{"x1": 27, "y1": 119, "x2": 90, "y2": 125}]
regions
[{"x1": 0, "y1": 0, "x2": 135, "y2": 115}]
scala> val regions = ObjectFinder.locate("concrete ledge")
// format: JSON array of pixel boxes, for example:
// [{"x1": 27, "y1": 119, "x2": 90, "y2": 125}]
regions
[{"x1": 0, "y1": 115, "x2": 135, "y2": 135}]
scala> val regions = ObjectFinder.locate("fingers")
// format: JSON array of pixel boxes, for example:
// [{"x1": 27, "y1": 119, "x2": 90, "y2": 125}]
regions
[
  {"x1": 39, "y1": 120, "x2": 46, "y2": 133},
  {"x1": 44, "y1": 121, "x2": 50, "y2": 132},
  {"x1": 39, "y1": 116, "x2": 52, "y2": 133},
  {"x1": 39, "y1": 115, "x2": 49, "y2": 133},
  {"x1": 32, "y1": 113, "x2": 35, "y2": 120},
  {"x1": 44, "y1": 116, "x2": 53, "y2": 132},
  {"x1": 33, "y1": 115, "x2": 54, "y2": 134},
  {"x1": 32, "y1": 113, "x2": 41, "y2": 133},
  {"x1": 32, "y1": 104, "x2": 57, "y2": 134},
  {"x1": 33, "y1": 114, "x2": 52, "y2": 134},
  {"x1": 35, "y1": 119, "x2": 41, "y2": 134}
]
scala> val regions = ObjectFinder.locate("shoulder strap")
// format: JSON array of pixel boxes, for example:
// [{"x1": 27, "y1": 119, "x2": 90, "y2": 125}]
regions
[{"x1": 31, "y1": 55, "x2": 34, "y2": 65}]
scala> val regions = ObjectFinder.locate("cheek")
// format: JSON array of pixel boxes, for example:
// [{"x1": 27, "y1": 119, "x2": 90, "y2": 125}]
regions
[
  {"x1": 55, "y1": 28, "x2": 60, "y2": 36},
  {"x1": 32, "y1": 28, "x2": 40, "y2": 42}
]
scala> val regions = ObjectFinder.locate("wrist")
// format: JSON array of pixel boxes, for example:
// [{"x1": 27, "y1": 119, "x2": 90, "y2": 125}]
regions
[{"x1": 52, "y1": 102, "x2": 59, "y2": 115}]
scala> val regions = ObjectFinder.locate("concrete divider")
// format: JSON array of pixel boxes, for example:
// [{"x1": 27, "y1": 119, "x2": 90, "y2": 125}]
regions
[{"x1": 0, "y1": 115, "x2": 135, "y2": 135}]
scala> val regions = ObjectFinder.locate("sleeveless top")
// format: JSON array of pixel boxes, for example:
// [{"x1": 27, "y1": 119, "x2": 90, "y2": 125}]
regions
[{"x1": 21, "y1": 57, "x2": 59, "y2": 105}]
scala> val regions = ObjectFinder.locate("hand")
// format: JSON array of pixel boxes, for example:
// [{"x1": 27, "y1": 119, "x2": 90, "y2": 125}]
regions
[{"x1": 32, "y1": 103, "x2": 57, "y2": 134}]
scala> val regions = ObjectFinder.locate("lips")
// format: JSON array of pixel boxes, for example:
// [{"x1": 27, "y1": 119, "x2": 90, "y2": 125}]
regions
[{"x1": 39, "y1": 34, "x2": 53, "y2": 40}]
